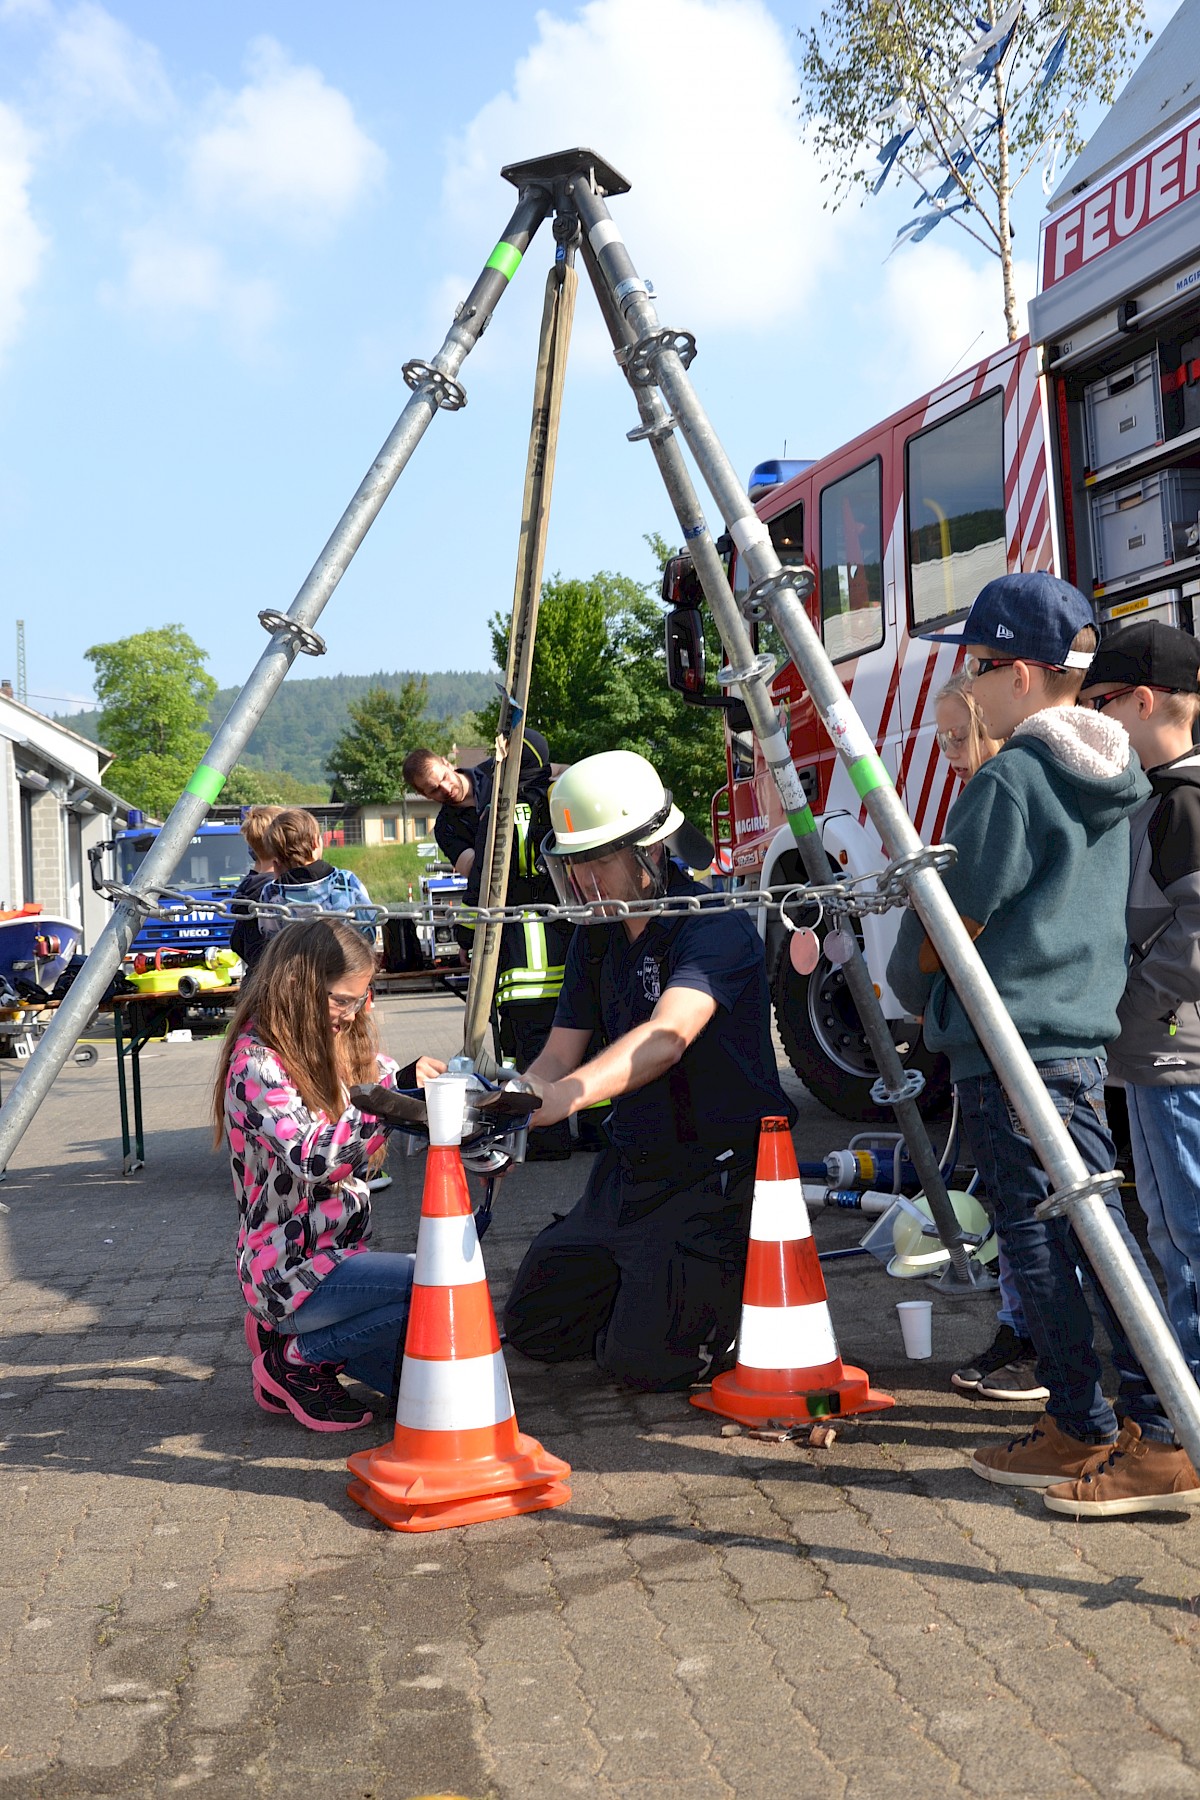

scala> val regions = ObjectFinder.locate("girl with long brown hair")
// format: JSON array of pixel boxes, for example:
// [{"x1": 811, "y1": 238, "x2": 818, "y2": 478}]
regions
[{"x1": 213, "y1": 918, "x2": 443, "y2": 1431}]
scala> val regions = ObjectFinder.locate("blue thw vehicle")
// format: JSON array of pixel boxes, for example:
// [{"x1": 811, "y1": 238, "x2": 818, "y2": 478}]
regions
[{"x1": 111, "y1": 810, "x2": 251, "y2": 958}]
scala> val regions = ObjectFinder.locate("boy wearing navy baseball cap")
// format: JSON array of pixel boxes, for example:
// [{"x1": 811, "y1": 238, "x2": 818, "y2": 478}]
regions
[
  {"x1": 888, "y1": 573, "x2": 1199, "y2": 1515},
  {"x1": 1064, "y1": 620, "x2": 1200, "y2": 1515}
]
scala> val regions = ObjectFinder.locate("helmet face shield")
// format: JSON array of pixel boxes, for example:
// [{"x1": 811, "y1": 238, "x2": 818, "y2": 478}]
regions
[{"x1": 543, "y1": 839, "x2": 670, "y2": 916}]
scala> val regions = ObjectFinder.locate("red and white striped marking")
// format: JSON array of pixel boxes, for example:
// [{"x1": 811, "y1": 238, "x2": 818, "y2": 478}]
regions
[
  {"x1": 398, "y1": 1348, "x2": 514, "y2": 1433},
  {"x1": 737, "y1": 1301, "x2": 839, "y2": 1371}
]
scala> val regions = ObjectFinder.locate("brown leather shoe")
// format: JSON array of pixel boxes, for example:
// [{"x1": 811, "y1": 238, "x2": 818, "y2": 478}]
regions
[
  {"x1": 1043, "y1": 1418, "x2": 1200, "y2": 1517},
  {"x1": 970, "y1": 1412, "x2": 1116, "y2": 1489}
]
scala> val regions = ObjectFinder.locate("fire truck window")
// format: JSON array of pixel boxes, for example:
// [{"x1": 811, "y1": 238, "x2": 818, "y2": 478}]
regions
[
  {"x1": 736, "y1": 504, "x2": 800, "y2": 670},
  {"x1": 769, "y1": 503, "x2": 805, "y2": 566},
  {"x1": 731, "y1": 730, "x2": 755, "y2": 779},
  {"x1": 906, "y1": 390, "x2": 1006, "y2": 631},
  {"x1": 818, "y1": 460, "x2": 884, "y2": 663}
]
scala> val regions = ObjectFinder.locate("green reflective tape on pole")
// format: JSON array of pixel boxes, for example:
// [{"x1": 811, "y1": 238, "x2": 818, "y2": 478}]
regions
[
  {"x1": 185, "y1": 764, "x2": 226, "y2": 804},
  {"x1": 486, "y1": 241, "x2": 523, "y2": 281},
  {"x1": 849, "y1": 752, "x2": 891, "y2": 800},
  {"x1": 787, "y1": 805, "x2": 818, "y2": 838}
]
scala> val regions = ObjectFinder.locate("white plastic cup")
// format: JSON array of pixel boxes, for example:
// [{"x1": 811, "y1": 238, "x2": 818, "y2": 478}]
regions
[
  {"x1": 424, "y1": 1074, "x2": 472, "y2": 1146},
  {"x1": 896, "y1": 1299, "x2": 933, "y2": 1360}
]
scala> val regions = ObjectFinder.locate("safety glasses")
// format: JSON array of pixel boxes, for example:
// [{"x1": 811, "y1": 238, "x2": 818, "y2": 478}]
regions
[
  {"x1": 1083, "y1": 687, "x2": 1135, "y2": 712},
  {"x1": 327, "y1": 988, "x2": 371, "y2": 1016},
  {"x1": 964, "y1": 654, "x2": 1064, "y2": 679}
]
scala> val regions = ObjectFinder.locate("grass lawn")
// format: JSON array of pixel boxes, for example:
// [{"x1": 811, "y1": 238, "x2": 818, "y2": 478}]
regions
[{"x1": 326, "y1": 842, "x2": 442, "y2": 901}]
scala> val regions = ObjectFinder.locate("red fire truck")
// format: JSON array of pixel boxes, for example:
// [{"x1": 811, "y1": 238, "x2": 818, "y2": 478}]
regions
[{"x1": 667, "y1": 5, "x2": 1200, "y2": 1119}]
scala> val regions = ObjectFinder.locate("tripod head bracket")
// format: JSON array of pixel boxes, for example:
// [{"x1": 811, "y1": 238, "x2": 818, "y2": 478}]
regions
[{"x1": 500, "y1": 148, "x2": 631, "y2": 210}]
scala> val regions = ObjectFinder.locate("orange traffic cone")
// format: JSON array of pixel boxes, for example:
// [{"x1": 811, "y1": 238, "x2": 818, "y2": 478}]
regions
[
  {"x1": 692, "y1": 1117, "x2": 894, "y2": 1428},
  {"x1": 347, "y1": 1084, "x2": 570, "y2": 1532}
]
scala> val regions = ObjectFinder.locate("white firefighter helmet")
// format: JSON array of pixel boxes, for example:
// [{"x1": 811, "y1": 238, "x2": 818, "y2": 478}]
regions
[
  {"x1": 541, "y1": 750, "x2": 714, "y2": 909},
  {"x1": 887, "y1": 1189, "x2": 999, "y2": 1278}
]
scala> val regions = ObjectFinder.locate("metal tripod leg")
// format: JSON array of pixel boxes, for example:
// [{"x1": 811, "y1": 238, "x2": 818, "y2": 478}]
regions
[
  {"x1": 567, "y1": 174, "x2": 1200, "y2": 1467},
  {"x1": 0, "y1": 185, "x2": 553, "y2": 1177},
  {"x1": 462, "y1": 246, "x2": 578, "y2": 1062},
  {"x1": 575, "y1": 213, "x2": 977, "y2": 1289}
]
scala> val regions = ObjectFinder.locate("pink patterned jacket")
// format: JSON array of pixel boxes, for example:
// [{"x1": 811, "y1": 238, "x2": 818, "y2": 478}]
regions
[{"x1": 225, "y1": 1030, "x2": 407, "y2": 1324}]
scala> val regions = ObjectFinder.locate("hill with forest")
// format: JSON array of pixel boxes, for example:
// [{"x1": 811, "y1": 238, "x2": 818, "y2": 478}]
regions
[{"x1": 56, "y1": 668, "x2": 495, "y2": 793}]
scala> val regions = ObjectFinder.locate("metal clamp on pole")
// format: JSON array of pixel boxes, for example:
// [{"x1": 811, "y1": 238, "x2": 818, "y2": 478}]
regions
[
  {"x1": 875, "y1": 845, "x2": 958, "y2": 908},
  {"x1": 1035, "y1": 1168, "x2": 1126, "y2": 1222},
  {"x1": 402, "y1": 359, "x2": 468, "y2": 412},
  {"x1": 257, "y1": 611, "x2": 327, "y2": 658},
  {"x1": 620, "y1": 327, "x2": 697, "y2": 386},
  {"x1": 717, "y1": 651, "x2": 777, "y2": 689},
  {"x1": 627, "y1": 415, "x2": 677, "y2": 444},
  {"x1": 869, "y1": 1069, "x2": 926, "y2": 1107},
  {"x1": 739, "y1": 565, "x2": 816, "y2": 623}
]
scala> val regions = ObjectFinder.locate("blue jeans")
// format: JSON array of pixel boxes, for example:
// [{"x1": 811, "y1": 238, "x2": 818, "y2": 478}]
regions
[
  {"x1": 956, "y1": 1058, "x2": 1173, "y2": 1444},
  {"x1": 995, "y1": 1245, "x2": 1029, "y2": 1338},
  {"x1": 278, "y1": 1251, "x2": 415, "y2": 1397},
  {"x1": 1126, "y1": 1083, "x2": 1200, "y2": 1386}
]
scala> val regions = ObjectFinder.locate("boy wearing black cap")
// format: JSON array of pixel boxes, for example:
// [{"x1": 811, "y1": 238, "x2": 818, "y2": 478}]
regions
[
  {"x1": 1074, "y1": 620, "x2": 1200, "y2": 1507},
  {"x1": 888, "y1": 572, "x2": 1200, "y2": 1515}
]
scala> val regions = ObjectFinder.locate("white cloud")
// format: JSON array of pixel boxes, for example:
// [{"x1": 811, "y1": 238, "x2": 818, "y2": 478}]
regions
[
  {"x1": 441, "y1": 0, "x2": 857, "y2": 339},
  {"x1": 0, "y1": 102, "x2": 47, "y2": 364},
  {"x1": 186, "y1": 37, "x2": 385, "y2": 237},
  {"x1": 39, "y1": 1, "x2": 172, "y2": 127},
  {"x1": 867, "y1": 241, "x2": 1036, "y2": 405},
  {"x1": 111, "y1": 227, "x2": 279, "y2": 345}
]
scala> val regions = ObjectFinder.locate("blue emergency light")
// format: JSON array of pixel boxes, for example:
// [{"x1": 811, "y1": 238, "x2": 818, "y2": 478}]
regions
[{"x1": 747, "y1": 458, "x2": 814, "y2": 500}]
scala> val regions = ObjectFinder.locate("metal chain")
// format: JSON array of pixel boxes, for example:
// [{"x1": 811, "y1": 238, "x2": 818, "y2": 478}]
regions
[{"x1": 92, "y1": 847, "x2": 956, "y2": 932}]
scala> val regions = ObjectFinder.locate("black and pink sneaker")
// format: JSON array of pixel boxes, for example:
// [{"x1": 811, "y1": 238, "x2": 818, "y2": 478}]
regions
[
  {"x1": 244, "y1": 1313, "x2": 286, "y2": 1415},
  {"x1": 253, "y1": 1334, "x2": 373, "y2": 1432}
]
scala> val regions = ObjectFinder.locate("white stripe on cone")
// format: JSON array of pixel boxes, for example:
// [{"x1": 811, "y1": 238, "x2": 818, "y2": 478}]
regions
[
  {"x1": 397, "y1": 1348, "x2": 514, "y2": 1432},
  {"x1": 412, "y1": 1215, "x2": 487, "y2": 1288},
  {"x1": 737, "y1": 1300, "x2": 839, "y2": 1371},
  {"x1": 749, "y1": 1178, "x2": 812, "y2": 1243}
]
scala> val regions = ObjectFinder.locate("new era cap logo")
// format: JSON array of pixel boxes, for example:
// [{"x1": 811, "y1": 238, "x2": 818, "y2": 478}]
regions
[{"x1": 995, "y1": 623, "x2": 1015, "y2": 639}]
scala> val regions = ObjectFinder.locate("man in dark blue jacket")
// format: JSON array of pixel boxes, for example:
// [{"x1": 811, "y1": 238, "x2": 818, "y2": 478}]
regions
[{"x1": 503, "y1": 749, "x2": 792, "y2": 1391}]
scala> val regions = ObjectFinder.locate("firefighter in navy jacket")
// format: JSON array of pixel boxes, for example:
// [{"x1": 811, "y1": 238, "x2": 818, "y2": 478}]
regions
[{"x1": 502, "y1": 750, "x2": 792, "y2": 1391}]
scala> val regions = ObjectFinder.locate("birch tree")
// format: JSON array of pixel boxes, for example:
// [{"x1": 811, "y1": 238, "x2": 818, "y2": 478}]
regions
[{"x1": 796, "y1": 0, "x2": 1149, "y2": 341}]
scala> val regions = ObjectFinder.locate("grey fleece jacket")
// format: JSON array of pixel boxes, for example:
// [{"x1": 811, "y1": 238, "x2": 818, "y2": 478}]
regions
[
  {"x1": 888, "y1": 707, "x2": 1150, "y2": 1082},
  {"x1": 1109, "y1": 746, "x2": 1200, "y2": 1087}
]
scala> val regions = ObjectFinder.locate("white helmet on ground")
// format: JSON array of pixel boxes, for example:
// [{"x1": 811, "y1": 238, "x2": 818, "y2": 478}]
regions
[{"x1": 541, "y1": 750, "x2": 714, "y2": 911}]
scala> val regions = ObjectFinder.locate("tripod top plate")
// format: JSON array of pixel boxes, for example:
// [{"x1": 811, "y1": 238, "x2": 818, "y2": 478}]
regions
[{"x1": 501, "y1": 148, "x2": 631, "y2": 201}]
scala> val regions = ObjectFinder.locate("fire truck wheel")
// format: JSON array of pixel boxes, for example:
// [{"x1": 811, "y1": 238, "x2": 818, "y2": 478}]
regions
[{"x1": 771, "y1": 941, "x2": 950, "y2": 1123}]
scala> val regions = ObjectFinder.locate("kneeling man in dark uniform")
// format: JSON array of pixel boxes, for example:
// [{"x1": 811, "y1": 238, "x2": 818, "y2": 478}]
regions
[{"x1": 503, "y1": 749, "x2": 793, "y2": 1390}]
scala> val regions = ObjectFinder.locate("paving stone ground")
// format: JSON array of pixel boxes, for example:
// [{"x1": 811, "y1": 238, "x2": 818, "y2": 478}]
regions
[{"x1": 1, "y1": 991, "x2": 1199, "y2": 1799}]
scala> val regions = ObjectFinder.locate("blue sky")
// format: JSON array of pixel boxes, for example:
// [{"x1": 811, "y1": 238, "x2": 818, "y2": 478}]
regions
[{"x1": 0, "y1": 0, "x2": 1181, "y2": 711}]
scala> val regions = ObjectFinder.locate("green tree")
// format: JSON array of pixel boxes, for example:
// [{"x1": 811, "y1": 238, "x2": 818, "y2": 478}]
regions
[
  {"x1": 326, "y1": 678, "x2": 448, "y2": 804},
  {"x1": 480, "y1": 572, "x2": 622, "y2": 765},
  {"x1": 483, "y1": 554, "x2": 727, "y2": 832},
  {"x1": 796, "y1": 0, "x2": 1148, "y2": 341},
  {"x1": 222, "y1": 764, "x2": 286, "y2": 806},
  {"x1": 85, "y1": 625, "x2": 217, "y2": 819}
]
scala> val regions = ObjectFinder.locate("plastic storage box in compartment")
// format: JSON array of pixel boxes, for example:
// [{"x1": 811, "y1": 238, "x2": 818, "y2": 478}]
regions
[
  {"x1": 1099, "y1": 587, "x2": 1193, "y2": 636},
  {"x1": 1090, "y1": 469, "x2": 1200, "y2": 588},
  {"x1": 1085, "y1": 354, "x2": 1164, "y2": 470}
]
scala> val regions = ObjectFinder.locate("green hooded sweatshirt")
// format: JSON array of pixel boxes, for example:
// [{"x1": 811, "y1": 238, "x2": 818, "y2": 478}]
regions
[{"x1": 887, "y1": 706, "x2": 1150, "y2": 1082}]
